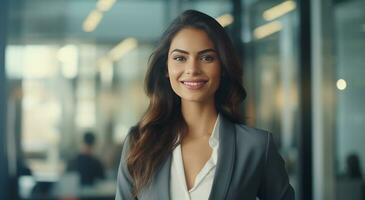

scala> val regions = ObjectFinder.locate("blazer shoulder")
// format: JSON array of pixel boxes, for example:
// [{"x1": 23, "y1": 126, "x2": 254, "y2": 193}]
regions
[
  {"x1": 235, "y1": 123, "x2": 269, "y2": 138},
  {"x1": 234, "y1": 123, "x2": 270, "y2": 148},
  {"x1": 122, "y1": 125, "x2": 139, "y2": 145}
]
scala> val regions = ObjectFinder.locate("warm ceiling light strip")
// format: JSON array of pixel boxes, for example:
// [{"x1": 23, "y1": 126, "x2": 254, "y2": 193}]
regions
[
  {"x1": 108, "y1": 38, "x2": 138, "y2": 61},
  {"x1": 216, "y1": 14, "x2": 234, "y2": 27},
  {"x1": 263, "y1": 1, "x2": 296, "y2": 21},
  {"x1": 97, "y1": 0, "x2": 116, "y2": 12},
  {"x1": 83, "y1": 10, "x2": 103, "y2": 32},
  {"x1": 83, "y1": 0, "x2": 116, "y2": 32},
  {"x1": 254, "y1": 21, "x2": 283, "y2": 39}
]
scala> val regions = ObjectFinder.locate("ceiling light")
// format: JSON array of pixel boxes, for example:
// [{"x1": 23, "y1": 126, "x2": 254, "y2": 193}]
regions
[
  {"x1": 97, "y1": 0, "x2": 116, "y2": 12},
  {"x1": 254, "y1": 21, "x2": 283, "y2": 39},
  {"x1": 263, "y1": 1, "x2": 296, "y2": 21},
  {"x1": 336, "y1": 79, "x2": 347, "y2": 90},
  {"x1": 216, "y1": 14, "x2": 234, "y2": 27},
  {"x1": 83, "y1": 10, "x2": 103, "y2": 32},
  {"x1": 108, "y1": 38, "x2": 138, "y2": 61}
]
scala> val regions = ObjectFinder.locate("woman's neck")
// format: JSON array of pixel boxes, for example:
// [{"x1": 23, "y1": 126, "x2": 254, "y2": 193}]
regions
[{"x1": 181, "y1": 99, "x2": 218, "y2": 139}]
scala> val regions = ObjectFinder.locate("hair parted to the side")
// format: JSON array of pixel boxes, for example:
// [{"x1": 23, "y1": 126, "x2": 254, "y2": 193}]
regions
[{"x1": 126, "y1": 9, "x2": 247, "y2": 197}]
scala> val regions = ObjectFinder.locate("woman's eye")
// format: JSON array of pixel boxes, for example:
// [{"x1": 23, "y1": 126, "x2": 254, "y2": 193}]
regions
[
  {"x1": 200, "y1": 55, "x2": 215, "y2": 62},
  {"x1": 173, "y1": 56, "x2": 186, "y2": 62}
]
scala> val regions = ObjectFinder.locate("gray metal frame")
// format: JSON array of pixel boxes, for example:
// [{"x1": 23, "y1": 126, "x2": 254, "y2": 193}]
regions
[{"x1": 0, "y1": 0, "x2": 10, "y2": 199}]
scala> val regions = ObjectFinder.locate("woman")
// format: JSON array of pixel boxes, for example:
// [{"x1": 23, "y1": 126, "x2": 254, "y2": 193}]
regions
[{"x1": 116, "y1": 10, "x2": 295, "y2": 200}]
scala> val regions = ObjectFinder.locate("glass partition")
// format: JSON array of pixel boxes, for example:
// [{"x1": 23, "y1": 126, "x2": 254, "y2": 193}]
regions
[
  {"x1": 5, "y1": 0, "x2": 233, "y2": 199},
  {"x1": 242, "y1": 0, "x2": 300, "y2": 197}
]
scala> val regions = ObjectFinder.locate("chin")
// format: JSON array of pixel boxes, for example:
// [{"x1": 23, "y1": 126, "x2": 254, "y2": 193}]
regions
[
  {"x1": 172, "y1": 86, "x2": 217, "y2": 104},
  {"x1": 181, "y1": 98, "x2": 205, "y2": 103},
  {"x1": 179, "y1": 93, "x2": 213, "y2": 103}
]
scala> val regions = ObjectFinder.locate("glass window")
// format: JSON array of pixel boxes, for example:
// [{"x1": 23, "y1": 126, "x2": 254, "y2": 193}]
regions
[
  {"x1": 242, "y1": 0, "x2": 300, "y2": 197},
  {"x1": 5, "y1": 0, "x2": 235, "y2": 199},
  {"x1": 334, "y1": 0, "x2": 365, "y2": 199}
]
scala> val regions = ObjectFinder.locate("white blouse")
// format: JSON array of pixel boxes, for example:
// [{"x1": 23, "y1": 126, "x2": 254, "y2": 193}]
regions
[{"x1": 170, "y1": 114, "x2": 220, "y2": 200}]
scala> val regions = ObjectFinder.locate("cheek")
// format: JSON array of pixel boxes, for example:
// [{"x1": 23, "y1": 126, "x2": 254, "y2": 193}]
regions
[
  {"x1": 167, "y1": 68, "x2": 182, "y2": 96},
  {"x1": 210, "y1": 64, "x2": 222, "y2": 80},
  {"x1": 167, "y1": 64, "x2": 181, "y2": 80},
  {"x1": 167, "y1": 65, "x2": 181, "y2": 89},
  {"x1": 210, "y1": 65, "x2": 222, "y2": 90}
]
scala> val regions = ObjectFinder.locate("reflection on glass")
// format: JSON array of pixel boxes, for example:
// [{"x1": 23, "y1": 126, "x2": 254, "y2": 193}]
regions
[
  {"x1": 334, "y1": 0, "x2": 365, "y2": 199},
  {"x1": 243, "y1": 0, "x2": 299, "y2": 196}
]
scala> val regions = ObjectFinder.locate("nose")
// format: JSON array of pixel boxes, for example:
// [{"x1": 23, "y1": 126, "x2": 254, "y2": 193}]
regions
[{"x1": 185, "y1": 59, "x2": 201, "y2": 75}]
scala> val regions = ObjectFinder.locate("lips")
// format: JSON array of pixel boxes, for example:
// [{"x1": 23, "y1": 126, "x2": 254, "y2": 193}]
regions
[{"x1": 180, "y1": 80, "x2": 208, "y2": 90}]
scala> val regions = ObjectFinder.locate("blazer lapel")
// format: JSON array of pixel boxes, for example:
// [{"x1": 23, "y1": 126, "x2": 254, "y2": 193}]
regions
[
  {"x1": 209, "y1": 116, "x2": 236, "y2": 200},
  {"x1": 138, "y1": 154, "x2": 172, "y2": 200},
  {"x1": 138, "y1": 116, "x2": 236, "y2": 200}
]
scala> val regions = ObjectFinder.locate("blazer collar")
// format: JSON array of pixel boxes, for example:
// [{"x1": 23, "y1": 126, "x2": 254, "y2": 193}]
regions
[
  {"x1": 137, "y1": 155, "x2": 172, "y2": 200},
  {"x1": 209, "y1": 115, "x2": 236, "y2": 200},
  {"x1": 138, "y1": 115, "x2": 236, "y2": 200}
]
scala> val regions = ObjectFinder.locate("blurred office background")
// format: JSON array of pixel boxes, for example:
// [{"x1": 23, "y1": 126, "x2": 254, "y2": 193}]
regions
[{"x1": 0, "y1": 0, "x2": 364, "y2": 199}]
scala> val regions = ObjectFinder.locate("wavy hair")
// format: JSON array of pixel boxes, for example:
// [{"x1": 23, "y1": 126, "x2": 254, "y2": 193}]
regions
[{"x1": 126, "y1": 9, "x2": 247, "y2": 196}]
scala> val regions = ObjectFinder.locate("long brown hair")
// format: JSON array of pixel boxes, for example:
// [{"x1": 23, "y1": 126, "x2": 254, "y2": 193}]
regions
[{"x1": 127, "y1": 9, "x2": 247, "y2": 196}]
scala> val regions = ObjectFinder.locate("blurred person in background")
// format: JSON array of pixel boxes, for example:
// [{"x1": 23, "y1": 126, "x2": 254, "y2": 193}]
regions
[
  {"x1": 67, "y1": 131, "x2": 105, "y2": 186},
  {"x1": 346, "y1": 153, "x2": 363, "y2": 179},
  {"x1": 115, "y1": 10, "x2": 294, "y2": 200}
]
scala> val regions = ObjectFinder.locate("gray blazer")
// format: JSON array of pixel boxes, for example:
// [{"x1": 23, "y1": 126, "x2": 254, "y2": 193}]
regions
[{"x1": 116, "y1": 116, "x2": 295, "y2": 200}]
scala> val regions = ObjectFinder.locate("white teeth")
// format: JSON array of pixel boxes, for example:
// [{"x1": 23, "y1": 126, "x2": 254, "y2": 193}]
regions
[{"x1": 183, "y1": 81, "x2": 205, "y2": 86}]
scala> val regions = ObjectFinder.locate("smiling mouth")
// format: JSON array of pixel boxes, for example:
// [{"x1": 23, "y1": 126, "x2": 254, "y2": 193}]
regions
[{"x1": 181, "y1": 81, "x2": 207, "y2": 90}]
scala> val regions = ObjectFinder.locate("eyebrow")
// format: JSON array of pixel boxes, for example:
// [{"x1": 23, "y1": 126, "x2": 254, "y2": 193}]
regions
[{"x1": 169, "y1": 48, "x2": 217, "y2": 55}]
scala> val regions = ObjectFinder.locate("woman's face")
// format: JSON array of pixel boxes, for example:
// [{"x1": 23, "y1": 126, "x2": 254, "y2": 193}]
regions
[{"x1": 167, "y1": 28, "x2": 221, "y2": 103}]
